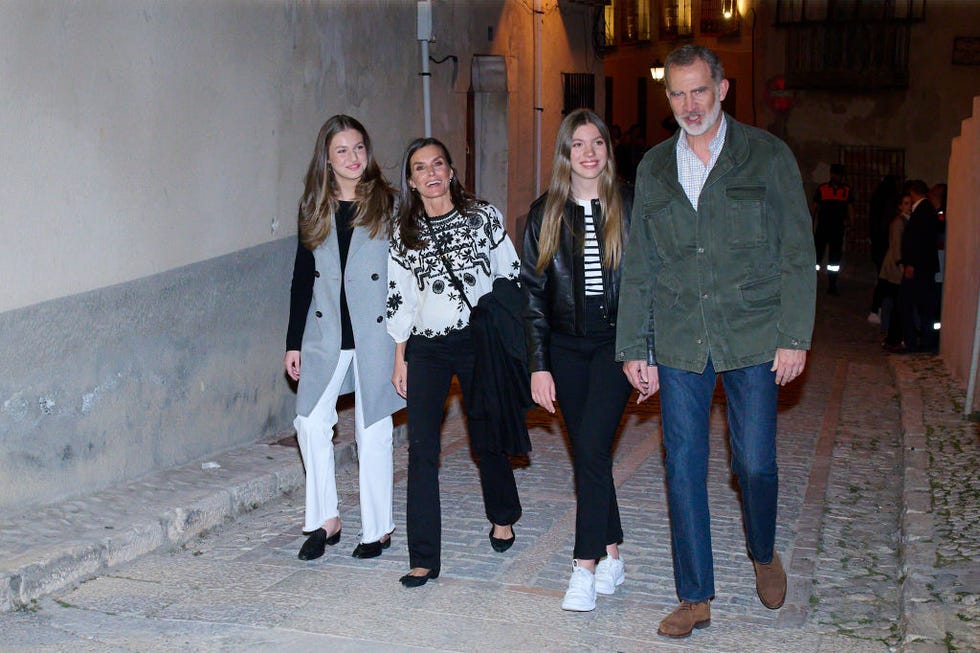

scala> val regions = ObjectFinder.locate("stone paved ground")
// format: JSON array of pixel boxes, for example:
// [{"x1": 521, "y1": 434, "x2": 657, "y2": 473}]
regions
[
  {"x1": 0, "y1": 268, "x2": 976, "y2": 652},
  {"x1": 909, "y1": 356, "x2": 980, "y2": 651}
]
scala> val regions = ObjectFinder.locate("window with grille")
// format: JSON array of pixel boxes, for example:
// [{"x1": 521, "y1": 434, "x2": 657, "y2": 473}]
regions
[
  {"x1": 775, "y1": 0, "x2": 925, "y2": 24},
  {"x1": 602, "y1": 0, "x2": 652, "y2": 46},
  {"x1": 838, "y1": 145, "x2": 905, "y2": 255},
  {"x1": 775, "y1": 0, "x2": 925, "y2": 90},
  {"x1": 562, "y1": 73, "x2": 596, "y2": 115},
  {"x1": 660, "y1": 0, "x2": 693, "y2": 40}
]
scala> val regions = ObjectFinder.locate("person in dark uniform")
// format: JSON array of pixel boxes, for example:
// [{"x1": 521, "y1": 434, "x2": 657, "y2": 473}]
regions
[{"x1": 811, "y1": 163, "x2": 854, "y2": 296}]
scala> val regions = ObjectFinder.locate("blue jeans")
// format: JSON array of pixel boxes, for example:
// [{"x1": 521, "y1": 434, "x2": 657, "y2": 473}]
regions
[{"x1": 658, "y1": 358, "x2": 779, "y2": 603}]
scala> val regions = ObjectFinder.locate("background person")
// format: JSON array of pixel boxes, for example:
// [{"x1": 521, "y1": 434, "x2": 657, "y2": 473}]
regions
[
  {"x1": 387, "y1": 137, "x2": 523, "y2": 588},
  {"x1": 811, "y1": 163, "x2": 854, "y2": 296},
  {"x1": 285, "y1": 115, "x2": 404, "y2": 561},
  {"x1": 895, "y1": 179, "x2": 941, "y2": 353},
  {"x1": 521, "y1": 109, "x2": 634, "y2": 612},
  {"x1": 880, "y1": 192, "x2": 912, "y2": 347},
  {"x1": 867, "y1": 174, "x2": 903, "y2": 323}
]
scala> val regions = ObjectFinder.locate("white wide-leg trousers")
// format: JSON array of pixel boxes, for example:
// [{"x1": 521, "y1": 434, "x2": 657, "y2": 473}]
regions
[{"x1": 294, "y1": 349, "x2": 394, "y2": 543}]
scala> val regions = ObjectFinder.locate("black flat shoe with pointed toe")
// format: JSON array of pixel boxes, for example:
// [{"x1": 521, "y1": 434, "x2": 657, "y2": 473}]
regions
[
  {"x1": 351, "y1": 533, "x2": 392, "y2": 559},
  {"x1": 489, "y1": 525, "x2": 516, "y2": 553},
  {"x1": 297, "y1": 527, "x2": 341, "y2": 561},
  {"x1": 399, "y1": 569, "x2": 439, "y2": 588}
]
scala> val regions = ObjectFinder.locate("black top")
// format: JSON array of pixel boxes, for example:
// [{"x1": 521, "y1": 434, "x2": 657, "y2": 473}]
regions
[
  {"x1": 336, "y1": 201, "x2": 355, "y2": 349},
  {"x1": 285, "y1": 201, "x2": 356, "y2": 351}
]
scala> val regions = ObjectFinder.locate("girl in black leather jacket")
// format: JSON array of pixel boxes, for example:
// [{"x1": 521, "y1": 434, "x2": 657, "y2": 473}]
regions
[{"x1": 520, "y1": 109, "x2": 634, "y2": 612}]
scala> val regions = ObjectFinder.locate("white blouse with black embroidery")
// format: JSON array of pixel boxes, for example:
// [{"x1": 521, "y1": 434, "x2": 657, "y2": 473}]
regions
[{"x1": 386, "y1": 201, "x2": 520, "y2": 342}]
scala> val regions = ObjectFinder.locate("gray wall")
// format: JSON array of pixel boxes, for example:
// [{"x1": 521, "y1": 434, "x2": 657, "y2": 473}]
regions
[
  {"x1": 0, "y1": 241, "x2": 294, "y2": 511},
  {"x1": 0, "y1": 0, "x2": 597, "y2": 513}
]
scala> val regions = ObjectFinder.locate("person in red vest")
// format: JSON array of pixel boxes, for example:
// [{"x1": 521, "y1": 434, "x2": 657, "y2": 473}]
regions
[{"x1": 811, "y1": 163, "x2": 854, "y2": 296}]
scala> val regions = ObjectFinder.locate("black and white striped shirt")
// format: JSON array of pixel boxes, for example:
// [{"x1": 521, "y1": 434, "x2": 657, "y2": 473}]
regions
[{"x1": 576, "y1": 198, "x2": 604, "y2": 296}]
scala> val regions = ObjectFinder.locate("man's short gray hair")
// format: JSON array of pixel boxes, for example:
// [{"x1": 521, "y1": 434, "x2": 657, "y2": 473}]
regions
[{"x1": 664, "y1": 45, "x2": 725, "y2": 85}]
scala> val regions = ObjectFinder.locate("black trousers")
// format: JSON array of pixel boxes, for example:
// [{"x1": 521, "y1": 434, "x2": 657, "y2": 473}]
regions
[
  {"x1": 900, "y1": 276, "x2": 938, "y2": 351},
  {"x1": 404, "y1": 328, "x2": 522, "y2": 574},
  {"x1": 815, "y1": 222, "x2": 845, "y2": 291},
  {"x1": 550, "y1": 298, "x2": 632, "y2": 560}
]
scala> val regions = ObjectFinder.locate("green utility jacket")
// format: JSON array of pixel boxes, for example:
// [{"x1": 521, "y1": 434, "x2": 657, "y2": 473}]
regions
[{"x1": 615, "y1": 115, "x2": 815, "y2": 373}]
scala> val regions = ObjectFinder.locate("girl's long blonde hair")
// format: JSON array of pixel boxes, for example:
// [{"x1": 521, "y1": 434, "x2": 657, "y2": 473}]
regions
[
  {"x1": 298, "y1": 115, "x2": 395, "y2": 250},
  {"x1": 535, "y1": 108, "x2": 624, "y2": 274}
]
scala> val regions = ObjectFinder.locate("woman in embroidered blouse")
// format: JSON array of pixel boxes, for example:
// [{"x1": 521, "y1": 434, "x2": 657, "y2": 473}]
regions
[
  {"x1": 285, "y1": 115, "x2": 404, "y2": 562},
  {"x1": 387, "y1": 137, "x2": 523, "y2": 587},
  {"x1": 520, "y1": 109, "x2": 634, "y2": 611}
]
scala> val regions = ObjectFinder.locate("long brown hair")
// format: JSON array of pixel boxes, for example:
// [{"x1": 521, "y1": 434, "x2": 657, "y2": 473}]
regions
[
  {"x1": 298, "y1": 115, "x2": 395, "y2": 250},
  {"x1": 395, "y1": 137, "x2": 480, "y2": 251},
  {"x1": 535, "y1": 109, "x2": 624, "y2": 274}
]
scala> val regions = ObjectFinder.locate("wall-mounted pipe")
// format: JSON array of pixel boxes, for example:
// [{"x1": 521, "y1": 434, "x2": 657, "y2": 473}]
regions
[
  {"x1": 418, "y1": 0, "x2": 433, "y2": 137},
  {"x1": 533, "y1": 0, "x2": 544, "y2": 195}
]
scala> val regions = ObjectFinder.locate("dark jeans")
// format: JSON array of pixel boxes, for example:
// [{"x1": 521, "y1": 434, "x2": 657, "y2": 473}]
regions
[
  {"x1": 879, "y1": 280, "x2": 901, "y2": 337},
  {"x1": 551, "y1": 298, "x2": 632, "y2": 560},
  {"x1": 815, "y1": 222, "x2": 844, "y2": 289},
  {"x1": 901, "y1": 275, "x2": 938, "y2": 351},
  {"x1": 404, "y1": 328, "x2": 522, "y2": 574},
  {"x1": 658, "y1": 358, "x2": 779, "y2": 603}
]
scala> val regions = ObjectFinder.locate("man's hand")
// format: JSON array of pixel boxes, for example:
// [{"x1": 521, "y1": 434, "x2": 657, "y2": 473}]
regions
[
  {"x1": 623, "y1": 360, "x2": 660, "y2": 403},
  {"x1": 530, "y1": 371, "x2": 557, "y2": 414},
  {"x1": 771, "y1": 348, "x2": 806, "y2": 386}
]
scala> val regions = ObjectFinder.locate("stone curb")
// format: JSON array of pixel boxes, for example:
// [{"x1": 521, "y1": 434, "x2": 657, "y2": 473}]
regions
[
  {"x1": 892, "y1": 357, "x2": 947, "y2": 653},
  {"x1": 0, "y1": 415, "x2": 407, "y2": 613}
]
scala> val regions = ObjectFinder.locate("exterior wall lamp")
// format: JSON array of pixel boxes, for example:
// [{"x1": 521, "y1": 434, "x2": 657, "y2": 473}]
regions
[{"x1": 650, "y1": 60, "x2": 665, "y2": 83}]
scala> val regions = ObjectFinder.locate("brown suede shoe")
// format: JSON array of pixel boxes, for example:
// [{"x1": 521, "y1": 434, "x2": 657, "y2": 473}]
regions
[
  {"x1": 657, "y1": 601, "x2": 711, "y2": 638},
  {"x1": 753, "y1": 551, "x2": 787, "y2": 609}
]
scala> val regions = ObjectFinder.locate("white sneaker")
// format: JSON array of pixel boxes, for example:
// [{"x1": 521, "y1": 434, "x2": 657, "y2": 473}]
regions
[
  {"x1": 561, "y1": 563, "x2": 596, "y2": 611},
  {"x1": 595, "y1": 555, "x2": 625, "y2": 595},
  {"x1": 867, "y1": 311, "x2": 881, "y2": 325}
]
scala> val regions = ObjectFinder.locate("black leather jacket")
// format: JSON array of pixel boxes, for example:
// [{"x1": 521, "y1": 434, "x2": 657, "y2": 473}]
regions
[{"x1": 520, "y1": 185, "x2": 634, "y2": 373}]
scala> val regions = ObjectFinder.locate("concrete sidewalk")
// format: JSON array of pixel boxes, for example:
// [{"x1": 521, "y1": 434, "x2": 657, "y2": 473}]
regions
[
  {"x1": 0, "y1": 399, "x2": 403, "y2": 614},
  {"x1": 0, "y1": 275, "x2": 976, "y2": 652}
]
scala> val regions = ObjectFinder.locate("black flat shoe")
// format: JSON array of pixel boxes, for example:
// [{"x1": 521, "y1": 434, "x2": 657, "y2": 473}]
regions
[
  {"x1": 399, "y1": 569, "x2": 439, "y2": 588},
  {"x1": 297, "y1": 527, "x2": 341, "y2": 560},
  {"x1": 489, "y1": 525, "x2": 516, "y2": 553},
  {"x1": 351, "y1": 534, "x2": 392, "y2": 559}
]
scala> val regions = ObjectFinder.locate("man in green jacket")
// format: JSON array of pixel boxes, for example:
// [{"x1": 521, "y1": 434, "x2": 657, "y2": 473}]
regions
[{"x1": 615, "y1": 45, "x2": 815, "y2": 638}]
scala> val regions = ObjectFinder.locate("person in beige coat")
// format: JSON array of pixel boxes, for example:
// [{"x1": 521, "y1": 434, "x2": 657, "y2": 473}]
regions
[{"x1": 879, "y1": 192, "x2": 911, "y2": 346}]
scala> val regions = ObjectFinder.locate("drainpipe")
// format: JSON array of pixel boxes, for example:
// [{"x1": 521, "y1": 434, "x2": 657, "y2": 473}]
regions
[
  {"x1": 533, "y1": 0, "x2": 543, "y2": 195},
  {"x1": 418, "y1": 0, "x2": 432, "y2": 137}
]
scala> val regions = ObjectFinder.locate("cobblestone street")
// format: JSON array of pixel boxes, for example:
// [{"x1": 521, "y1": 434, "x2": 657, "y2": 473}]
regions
[{"x1": 0, "y1": 269, "x2": 976, "y2": 652}]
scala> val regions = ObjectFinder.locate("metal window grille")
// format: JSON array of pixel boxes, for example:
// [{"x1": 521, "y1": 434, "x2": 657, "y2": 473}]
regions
[
  {"x1": 562, "y1": 73, "x2": 595, "y2": 115},
  {"x1": 776, "y1": 0, "x2": 923, "y2": 89},
  {"x1": 839, "y1": 145, "x2": 905, "y2": 256},
  {"x1": 775, "y1": 0, "x2": 926, "y2": 24}
]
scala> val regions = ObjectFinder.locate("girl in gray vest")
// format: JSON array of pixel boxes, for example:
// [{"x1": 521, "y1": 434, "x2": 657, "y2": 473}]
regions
[{"x1": 285, "y1": 115, "x2": 404, "y2": 561}]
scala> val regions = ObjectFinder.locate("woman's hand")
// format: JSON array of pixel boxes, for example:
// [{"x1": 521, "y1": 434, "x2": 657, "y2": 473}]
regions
[
  {"x1": 284, "y1": 350, "x2": 301, "y2": 381},
  {"x1": 531, "y1": 370, "x2": 556, "y2": 413},
  {"x1": 391, "y1": 341, "x2": 408, "y2": 399}
]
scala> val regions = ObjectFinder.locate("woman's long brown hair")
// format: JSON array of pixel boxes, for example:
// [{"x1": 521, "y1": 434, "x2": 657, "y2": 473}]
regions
[
  {"x1": 535, "y1": 109, "x2": 624, "y2": 274},
  {"x1": 298, "y1": 115, "x2": 395, "y2": 250}
]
